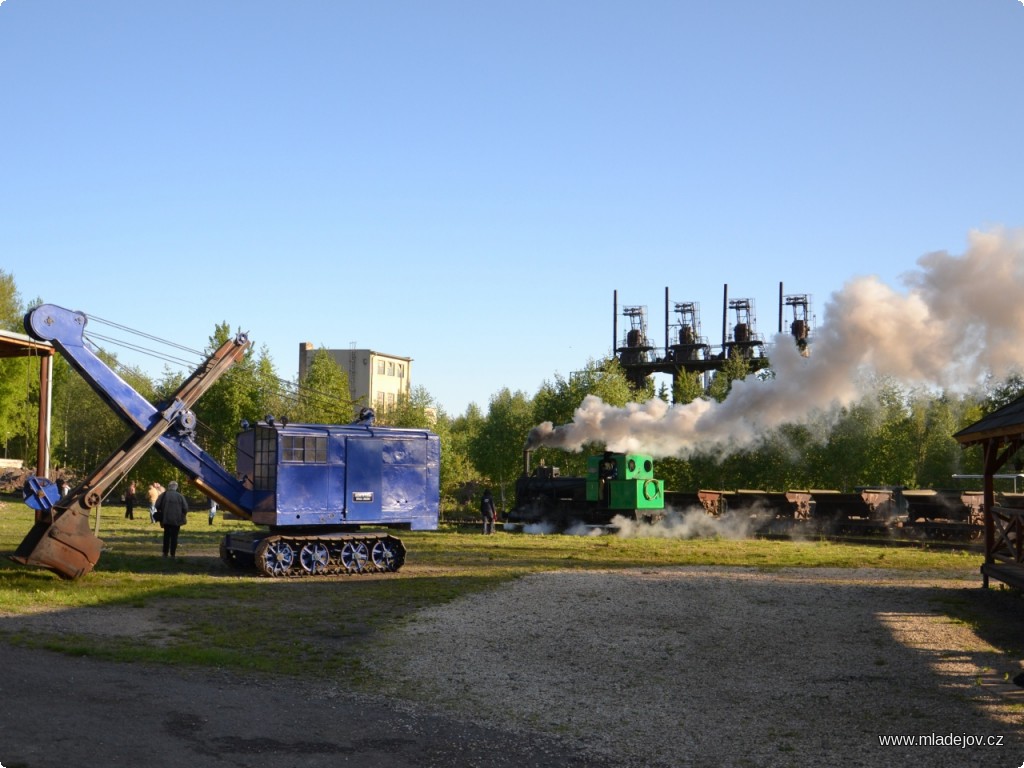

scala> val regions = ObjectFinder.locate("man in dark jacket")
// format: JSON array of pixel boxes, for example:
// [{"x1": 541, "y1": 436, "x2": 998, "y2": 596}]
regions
[
  {"x1": 480, "y1": 488, "x2": 496, "y2": 535},
  {"x1": 156, "y1": 481, "x2": 189, "y2": 557}
]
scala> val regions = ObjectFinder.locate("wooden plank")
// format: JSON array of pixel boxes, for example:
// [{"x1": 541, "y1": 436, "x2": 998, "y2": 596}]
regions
[{"x1": 981, "y1": 562, "x2": 1024, "y2": 591}]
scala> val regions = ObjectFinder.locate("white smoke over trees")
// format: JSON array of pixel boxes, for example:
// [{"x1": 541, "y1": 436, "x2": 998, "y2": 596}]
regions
[{"x1": 528, "y1": 228, "x2": 1024, "y2": 460}]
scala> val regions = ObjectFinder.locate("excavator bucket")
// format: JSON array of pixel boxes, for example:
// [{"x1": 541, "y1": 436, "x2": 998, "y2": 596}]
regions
[
  {"x1": 11, "y1": 510, "x2": 103, "y2": 580},
  {"x1": 12, "y1": 479, "x2": 102, "y2": 580}
]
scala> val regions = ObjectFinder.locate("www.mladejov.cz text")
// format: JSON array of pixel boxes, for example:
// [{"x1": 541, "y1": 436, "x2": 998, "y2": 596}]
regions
[{"x1": 878, "y1": 733, "x2": 1004, "y2": 748}]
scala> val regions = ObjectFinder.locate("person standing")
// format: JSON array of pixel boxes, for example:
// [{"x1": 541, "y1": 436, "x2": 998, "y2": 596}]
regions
[
  {"x1": 155, "y1": 481, "x2": 189, "y2": 558},
  {"x1": 208, "y1": 497, "x2": 217, "y2": 526},
  {"x1": 480, "y1": 488, "x2": 496, "y2": 535},
  {"x1": 124, "y1": 481, "x2": 136, "y2": 520},
  {"x1": 147, "y1": 482, "x2": 163, "y2": 523}
]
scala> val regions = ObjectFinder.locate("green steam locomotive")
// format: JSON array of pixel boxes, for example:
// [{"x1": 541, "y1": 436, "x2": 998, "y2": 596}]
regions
[{"x1": 508, "y1": 450, "x2": 665, "y2": 529}]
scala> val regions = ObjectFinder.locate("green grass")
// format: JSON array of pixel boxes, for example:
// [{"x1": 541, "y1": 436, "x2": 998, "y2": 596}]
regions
[{"x1": 1, "y1": 499, "x2": 1018, "y2": 684}]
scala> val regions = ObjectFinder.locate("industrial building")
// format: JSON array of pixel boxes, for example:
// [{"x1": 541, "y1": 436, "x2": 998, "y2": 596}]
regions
[{"x1": 613, "y1": 282, "x2": 812, "y2": 394}]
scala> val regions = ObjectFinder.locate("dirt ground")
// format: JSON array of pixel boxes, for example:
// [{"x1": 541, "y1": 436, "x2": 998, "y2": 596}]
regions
[
  {"x1": 3, "y1": 566, "x2": 1024, "y2": 768},
  {"x1": 0, "y1": 642, "x2": 608, "y2": 768}
]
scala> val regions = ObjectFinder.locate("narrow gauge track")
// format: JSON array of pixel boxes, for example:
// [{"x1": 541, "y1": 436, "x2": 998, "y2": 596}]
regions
[
  {"x1": 489, "y1": 515, "x2": 985, "y2": 550},
  {"x1": 753, "y1": 528, "x2": 983, "y2": 552}
]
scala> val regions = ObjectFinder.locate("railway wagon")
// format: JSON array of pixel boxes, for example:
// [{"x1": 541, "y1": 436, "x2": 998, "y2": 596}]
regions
[{"x1": 692, "y1": 489, "x2": 812, "y2": 522}]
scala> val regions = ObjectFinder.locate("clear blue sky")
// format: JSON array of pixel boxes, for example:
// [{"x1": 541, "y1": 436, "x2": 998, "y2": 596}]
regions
[{"x1": 2, "y1": 1, "x2": 1021, "y2": 417}]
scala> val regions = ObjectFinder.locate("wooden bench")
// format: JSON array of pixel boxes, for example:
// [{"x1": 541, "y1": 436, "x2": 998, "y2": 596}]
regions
[{"x1": 981, "y1": 562, "x2": 1024, "y2": 590}]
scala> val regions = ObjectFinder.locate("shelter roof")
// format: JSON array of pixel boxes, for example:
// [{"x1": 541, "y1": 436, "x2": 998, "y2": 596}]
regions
[
  {"x1": 953, "y1": 394, "x2": 1024, "y2": 447},
  {"x1": 0, "y1": 329, "x2": 52, "y2": 358}
]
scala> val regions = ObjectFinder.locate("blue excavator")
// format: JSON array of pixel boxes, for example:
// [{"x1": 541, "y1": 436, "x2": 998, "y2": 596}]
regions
[{"x1": 12, "y1": 304, "x2": 440, "y2": 580}]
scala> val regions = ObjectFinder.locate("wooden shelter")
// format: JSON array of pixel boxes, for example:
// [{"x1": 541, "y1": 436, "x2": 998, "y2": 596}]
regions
[
  {"x1": 954, "y1": 395, "x2": 1024, "y2": 589},
  {"x1": 0, "y1": 329, "x2": 53, "y2": 478}
]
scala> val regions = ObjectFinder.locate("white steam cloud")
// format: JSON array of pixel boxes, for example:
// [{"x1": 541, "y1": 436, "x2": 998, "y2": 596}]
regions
[
  {"x1": 529, "y1": 228, "x2": 1024, "y2": 459},
  {"x1": 530, "y1": 506, "x2": 759, "y2": 539},
  {"x1": 606, "y1": 507, "x2": 757, "y2": 540}
]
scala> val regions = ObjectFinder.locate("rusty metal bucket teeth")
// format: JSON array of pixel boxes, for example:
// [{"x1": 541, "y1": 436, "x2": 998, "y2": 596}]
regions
[{"x1": 10, "y1": 511, "x2": 103, "y2": 580}]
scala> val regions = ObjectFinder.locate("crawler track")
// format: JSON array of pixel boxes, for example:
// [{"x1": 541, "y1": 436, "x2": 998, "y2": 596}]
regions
[{"x1": 221, "y1": 532, "x2": 406, "y2": 577}]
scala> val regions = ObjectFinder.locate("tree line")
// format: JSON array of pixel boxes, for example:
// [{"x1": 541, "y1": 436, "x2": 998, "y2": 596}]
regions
[{"x1": 0, "y1": 269, "x2": 1014, "y2": 515}]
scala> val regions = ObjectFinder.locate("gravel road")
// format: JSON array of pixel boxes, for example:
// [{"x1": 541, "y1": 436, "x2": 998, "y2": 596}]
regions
[
  {"x1": 367, "y1": 566, "x2": 1024, "y2": 768},
  {"x1": 2, "y1": 566, "x2": 1023, "y2": 768}
]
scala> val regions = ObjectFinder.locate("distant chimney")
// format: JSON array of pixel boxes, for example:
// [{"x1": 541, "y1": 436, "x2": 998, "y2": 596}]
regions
[{"x1": 298, "y1": 342, "x2": 315, "y2": 381}]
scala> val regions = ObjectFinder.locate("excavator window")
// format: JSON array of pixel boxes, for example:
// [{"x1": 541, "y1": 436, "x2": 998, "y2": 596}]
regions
[
  {"x1": 254, "y1": 428, "x2": 278, "y2": 490},
  {"x1": 283, "y1": 435, "x2": 327, "y2": 463}
]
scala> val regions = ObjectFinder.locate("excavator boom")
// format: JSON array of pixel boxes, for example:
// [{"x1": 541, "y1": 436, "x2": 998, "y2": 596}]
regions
[{"x1": 12, "y1": 304, "x2": 250, "y2": 579}]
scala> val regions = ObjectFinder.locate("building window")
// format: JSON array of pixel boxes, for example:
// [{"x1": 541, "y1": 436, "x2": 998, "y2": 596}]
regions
[
  {"x1": 282, "y1": 434, "x2": 327, "y2": 463},
  {"x1": 398, "y1": 363, "x2": 404, "y2": 379},
  {"x1": 376, "y1": 391, "x2": 386, "y2": 408},
  {"x1": 377, "y1": 359, "x2": 385, "y2": 374},
  {"x1": 387, "y1": 361, "x2": 395, "y2": 376},
  {"x1": 387, "y1": 392, "x2": 395, "y2": 407}
]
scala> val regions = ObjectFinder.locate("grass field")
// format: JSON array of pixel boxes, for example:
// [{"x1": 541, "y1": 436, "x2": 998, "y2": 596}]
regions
[{"x1": 1, "y1": 499, "x2": 1019, "y2": 685}]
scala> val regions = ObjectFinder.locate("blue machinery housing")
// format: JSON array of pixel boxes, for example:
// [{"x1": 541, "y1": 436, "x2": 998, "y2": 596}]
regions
[{"x1": 237, "y1": 423, "x2": 439, "y2": 531}]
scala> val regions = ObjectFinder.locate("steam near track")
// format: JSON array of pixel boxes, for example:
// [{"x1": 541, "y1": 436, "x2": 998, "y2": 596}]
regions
[
  {"x1": 528, "y1": 227, "x2": 1024, "y2": 460},
  {"x1": 601, "y1": 508, "x2": 756, "y2": 539}
]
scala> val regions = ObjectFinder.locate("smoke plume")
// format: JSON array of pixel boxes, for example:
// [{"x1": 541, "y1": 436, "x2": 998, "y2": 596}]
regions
[{"x1": 528, "y1": 228, "x2": 1024, "y2": 459}]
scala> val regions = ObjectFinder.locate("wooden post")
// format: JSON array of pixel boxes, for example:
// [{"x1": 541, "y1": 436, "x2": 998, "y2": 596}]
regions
[
  {"x1": 36, "y1": 354, "x2": 52, "y2": 478},
  {"x1": 984, "y1": 440, "x2": 997, "y2": 568}
]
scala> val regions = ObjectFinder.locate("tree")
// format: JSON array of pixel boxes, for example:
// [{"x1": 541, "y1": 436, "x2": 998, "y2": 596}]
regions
[
  {"x1": 864, "y1": 379, "x2": 918, "y2": 486},
  {"x1": 0, "y1": 272, "x2": 28, "y2": 459},
  {"x1": 706, "y1": 354, "x2": 751, "y2": 403},
  {"x1": 291, "y1": 347, "x2": 352, "y2": 424},
  {"x1": 378, "y1": 385, "x2": 435, "y2": 430},
  {"x1": 252, "y1": 348, "x2": 287, "y2": 428},
  {"x1": 146, "y1": 329, "x2": 289, "y2": 481},
  {"x1": 192, "y1": 324, "x2": 248, "y2": 470},
  {"x1": 673, "y1": 371, "x2": 706, "y2": 405},
  {"x1": 0, "y1": 356, "x2": 30, "y2": 459},
  {"x1": 0, "y1": 269, "x2": 22, "y2": 331},
  {"x1": 984, "y1": 373, "x2": 1024, "y2": 412},
  {"x1": 469, "y1": 388, "x2": 536, "y2": 511},
  {"x1": 445, "y1": 403, "x2": 485, "y2": 514},
  {"x1": 909, "y1": 391, "x2": 967, "y2": 488}
]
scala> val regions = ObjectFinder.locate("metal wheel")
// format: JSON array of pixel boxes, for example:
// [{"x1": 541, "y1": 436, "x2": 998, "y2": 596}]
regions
[
  {"x1": 258, "y1": 539, "x2": 295, "y2": 577},
  {"x1": 299, "y1": 542, "x2": 330, "y2": 574},
  {"x1": 341, "y1": 541, "x2": 369, "y2": 572},
  {"x1": 371, "y1": 539, "x2": 398, "y2": 571}
]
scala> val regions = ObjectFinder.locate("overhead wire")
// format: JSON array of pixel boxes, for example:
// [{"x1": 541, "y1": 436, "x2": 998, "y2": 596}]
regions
[
  {"x1": 80, "y1": 311, "x2": 360, "y2": 426},
  {"x1": 84, "y1": 331, "x2": 200, "y2": 370},
  {"x1": 87, "y1": 313, "x2": 206, "y2": 357}
]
